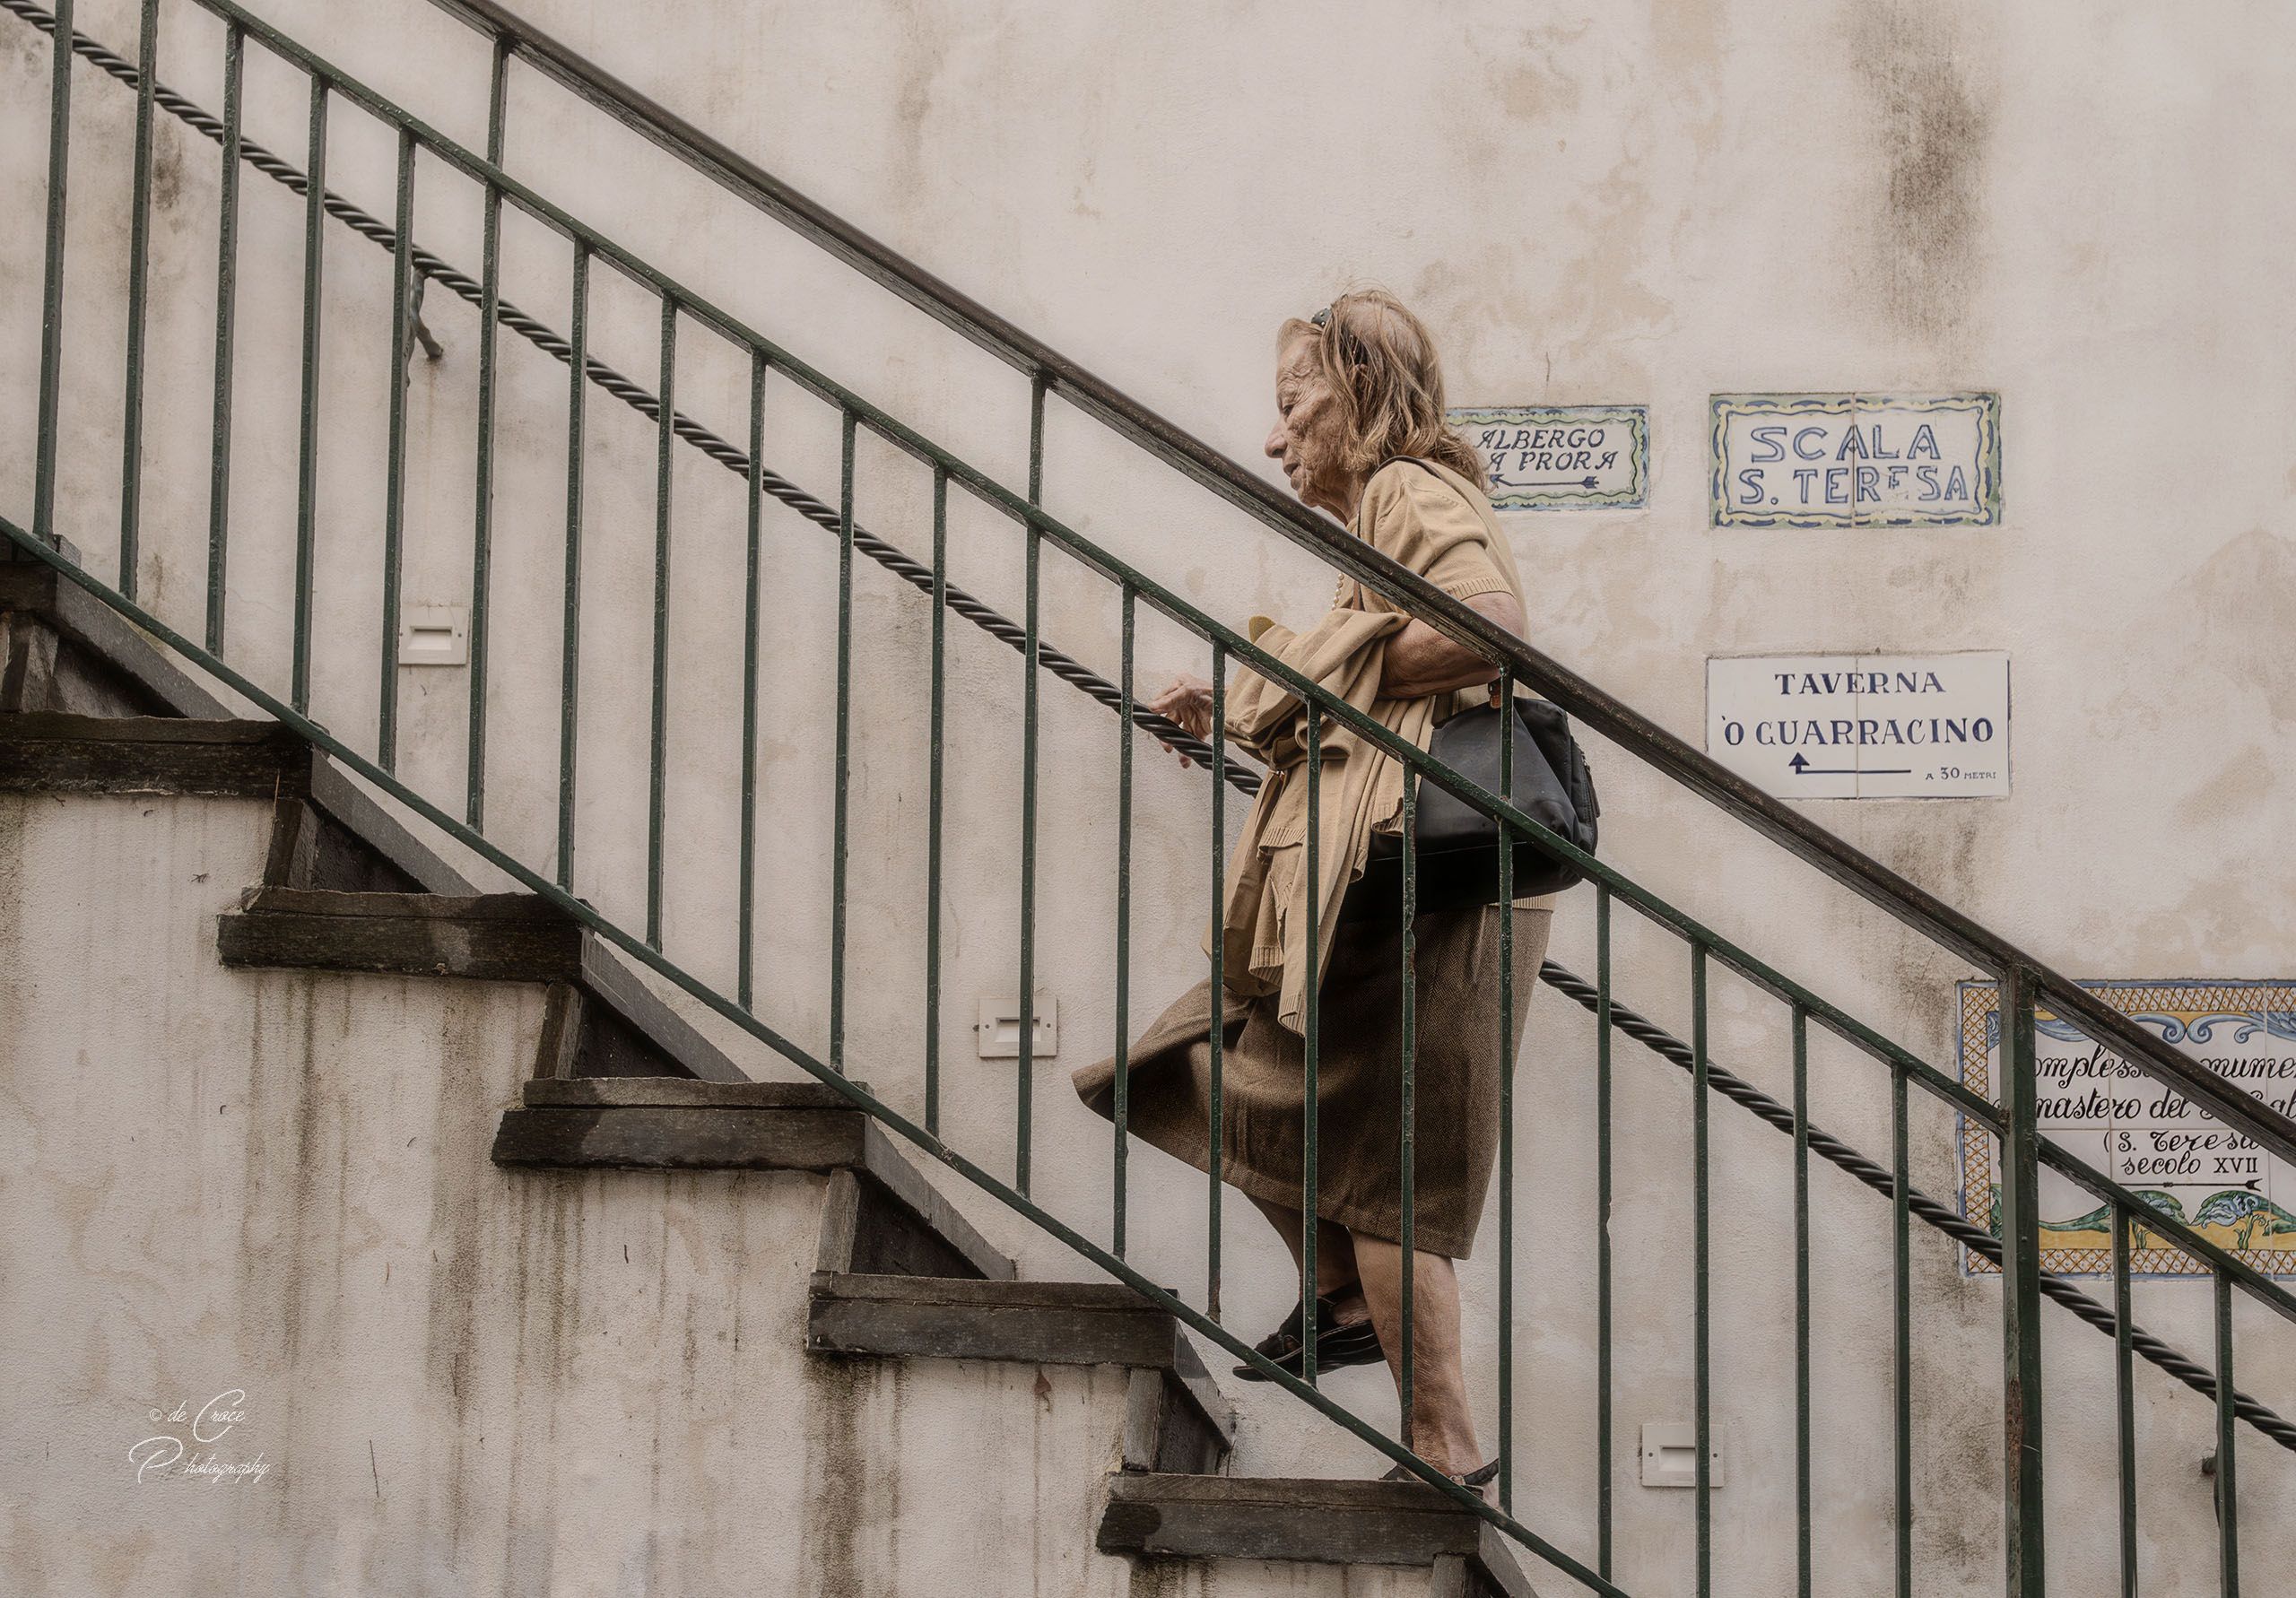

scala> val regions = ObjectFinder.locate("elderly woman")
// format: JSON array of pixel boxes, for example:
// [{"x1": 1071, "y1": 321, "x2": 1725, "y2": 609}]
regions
[{"x1": 1071, "y1": 289, "x2": 1553, "y2": 1499}]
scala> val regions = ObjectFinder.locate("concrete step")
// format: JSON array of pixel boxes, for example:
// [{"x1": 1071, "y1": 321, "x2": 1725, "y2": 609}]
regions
[
  {"x1": 808, "y1": 1271, "x2": 1233, "y2": 1474},
  {"x1": 219, "y1": 883, "x2": 782, "y2": 1087},
  {"x1": 1099, "y1": 1472, "x2": 1541, "y2": 1596},
  {"x1": 496, "y1": 1075, "x2": 1014, "y2": 1284}
]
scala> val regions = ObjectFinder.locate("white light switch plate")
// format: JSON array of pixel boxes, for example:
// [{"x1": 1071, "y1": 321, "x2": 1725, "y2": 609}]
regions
[
  {"x1": 977, "y1": 994, "x2": 1057, "y2": 1059},
  {"x1": 399, "y1": 604, "x2": 468, "y2": 666},
  {"x1": 1639, "y1": 1422, "x2": 1725, "y2": 1489}
]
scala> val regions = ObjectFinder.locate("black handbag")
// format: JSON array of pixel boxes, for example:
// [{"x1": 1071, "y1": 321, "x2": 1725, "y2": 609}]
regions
[{"x1": 1344, "y1": 690, "x2": 1600, "y2": 922}]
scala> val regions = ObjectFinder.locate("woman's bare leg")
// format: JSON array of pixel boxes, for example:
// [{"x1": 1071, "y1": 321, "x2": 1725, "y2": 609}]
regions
[
  {"x1": 1246, "y1": 1194, "x2": 1366, "y2": 1318},
  {"x1": 1351, "y1": 1233, "x2": 1484, "y2": 1490}
]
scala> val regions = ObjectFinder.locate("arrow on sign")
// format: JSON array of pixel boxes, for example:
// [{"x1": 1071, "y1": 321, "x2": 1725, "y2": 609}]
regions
[
  {"x1": 1787, "y1": 754, "x2": 1911, "y2": 777},
  {"x1": 1492, "y1": 474, "x2": 1601, "y2": 491},
  {"x1": 2136, "y1": 1179, "x2": 2263, "y2": 1194}
]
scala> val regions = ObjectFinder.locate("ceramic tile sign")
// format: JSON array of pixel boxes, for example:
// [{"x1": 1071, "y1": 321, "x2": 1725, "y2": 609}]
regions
[
  {"x1": 1706, "y1": 651, "x2": 2009, "y2": 798},
  {"x1": 1449, "y1": 405, "x2": 1648, "y2": 510},
  {"x1": 1709, "y1": 392, "x2": 2001, "y2": 527},
  {"x1": 1958, "y1": 979, "x2": 2296, "y2": 1280}
]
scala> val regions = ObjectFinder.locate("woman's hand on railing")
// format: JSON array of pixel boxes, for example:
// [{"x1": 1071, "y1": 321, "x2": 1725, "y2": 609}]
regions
[{"x1": 1150, "y1": 673, "x2": 1215, "y2": 766}]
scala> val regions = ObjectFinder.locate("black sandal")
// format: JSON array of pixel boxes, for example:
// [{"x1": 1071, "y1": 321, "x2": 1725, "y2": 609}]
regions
[
  {"x1": 1231, "y1": 1293, "x2": 1384, "y2": 1381},
  {"x1": 1381, "y1": 1456, "x2": 1500, "y2": 1491}
]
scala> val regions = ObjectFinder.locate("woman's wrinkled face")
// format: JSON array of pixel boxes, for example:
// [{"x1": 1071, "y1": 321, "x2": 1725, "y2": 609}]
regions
[{"x1": 1264, "y1": 338, "x2": 1354, "y2": 517}]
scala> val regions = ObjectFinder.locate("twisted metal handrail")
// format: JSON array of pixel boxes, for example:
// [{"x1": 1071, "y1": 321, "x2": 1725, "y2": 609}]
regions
[{"x1": 1529, "y1": 962, "x2": 2296, "y2": 1452}]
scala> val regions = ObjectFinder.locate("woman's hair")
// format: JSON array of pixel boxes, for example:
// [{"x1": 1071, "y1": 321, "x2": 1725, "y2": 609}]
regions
[{"x1": 1276, "y1": 288, "x2": 1486, "y2": 490}]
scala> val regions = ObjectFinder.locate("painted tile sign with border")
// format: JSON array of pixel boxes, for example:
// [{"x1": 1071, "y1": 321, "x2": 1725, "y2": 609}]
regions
[
  {"x1": 1706, "y1": 652, "x2": 2009, "y2": 798},
  {"x1": 1709, "y1": 392, "x2": 2000, "y2": 527},
  {"x1": 1958, "y1": 980, "x2": 2296, "y2": 1279},
  {"x1": 1450, "y1": 405, "x2": 1648, "y2": 510}
]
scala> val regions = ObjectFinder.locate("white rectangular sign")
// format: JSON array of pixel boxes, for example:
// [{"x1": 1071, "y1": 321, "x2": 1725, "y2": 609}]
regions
[
  {"x1": 1450, "y1": 404, "x2": 1648, "y2": 510},
  {"x1": 1709, "y1": 392, "x2": 2001, "y2": 527},
  {"x1": 1706, "y1": 652, "x2": 2010, "y2": 798}
]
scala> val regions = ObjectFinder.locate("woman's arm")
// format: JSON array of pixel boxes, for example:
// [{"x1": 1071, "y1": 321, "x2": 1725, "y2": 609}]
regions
[{"x1": 1378, "y1": 589, "x2": 1523, "y2": 699}]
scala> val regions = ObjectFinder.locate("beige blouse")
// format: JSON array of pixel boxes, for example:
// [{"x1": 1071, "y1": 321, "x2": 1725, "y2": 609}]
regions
[{"x1": 1212, "y1": 456, "x2": 1553, "y2": 1033}]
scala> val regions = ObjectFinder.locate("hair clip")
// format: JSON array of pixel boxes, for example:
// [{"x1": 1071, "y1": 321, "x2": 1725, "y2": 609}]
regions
[{"x1": 1309, "y1": 306, "x2": 1331, "y2": 328}]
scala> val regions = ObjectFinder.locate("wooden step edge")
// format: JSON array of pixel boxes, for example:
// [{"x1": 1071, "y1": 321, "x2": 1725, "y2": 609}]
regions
[
  {"x1": 810, "y1": 1272, "x2": 1161, "y2": 1314},
  {"x1": 238, "y1": 884, "x2": 570, "y2": 921},
  {"x1": 522, "y1": 1076, "x2": 861, "y2": 1110},
  {"x1": 222, "y1": 887, "x2": 760, "y2": 1089},
  {"x1": 0, "y1": 711, "x2": 309, "y2": 797},
  {"x1": 1095, "y1": 1473, "x2": 1542, "y2": 1594},
  {"x1": 217, "y1": 893, "x2": 586, "y2": 984},
  {"x1": 0, "y1": 711, "x2": 283, "y2": 745},
  {"x1": 490, "y1": 1102, "x2": 867, "y2": 1171},
  {"x1": 805, "y1": 1270, "x2": 1232, "y2": 1458},
  {"x1": 805, "y1": 1270, "x2": 1176, "y2": 1368}
]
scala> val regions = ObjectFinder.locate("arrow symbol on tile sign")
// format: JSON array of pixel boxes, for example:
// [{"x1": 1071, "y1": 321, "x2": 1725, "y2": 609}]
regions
[
  {"x1": 2138, "y1": 1180, "x2": 2263, "y2": 1194},
  {"x1": 1787, "y1": 754, "x2": 1910, "y2": 777},
  {"x1": 1492, "y1": 474, "x2": 1601, "y2": 490}
]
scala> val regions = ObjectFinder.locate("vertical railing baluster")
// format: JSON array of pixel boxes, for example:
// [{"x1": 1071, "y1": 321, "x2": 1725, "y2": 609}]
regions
[
  {"x1": 830, "y1": 406, "x2": 855, "y2": 1073},
  {"x1": 205, "y1": 22, "x2": 244, "y2": 655},
  {"x1": 465, "y1": 35, "x2": 509, "y2": 826},
  {"x1": 1110, "y1": 584, "x2": 1133, "y2": 1244},
  {"x1": 378, "y1": 127, "x2": 417, "y2": 772},
  {"x1": 2214, "y1": 1272, "x2": 2238, "y2": 1595},
  {"x1": 1794, "y1": 1003, "x2": 1813, "y2": 1598},
  {"x1": 738, "y1": 352, "x2": 768, "y2": 1011},
  {"x1": 1998, "y1": 965, "x2": 2047, "y2": 1598},
  {"x1": 1596, "y1": 882, "x2": 1614, "y2": 1579},
  {"x1": 118, "y1": 0, "x2": 159, "y2": 596},
  {"x1": 33, "y1": 0, "x2": 74, "y2": 551},
  {"x1": 926, "y1": 465, "x2": 948, "y2": 1129},
  {"x1": 2112, "y1": 1199, "x2": 2138, "y2": 1598},
  {"x1": 1301, "y1": 701, "x2": 1320, "y2": 1380},
  {"x1": 1692, "y1": 941, "x2": 1711, "y2": 1597},
  {"x1": 1894, "y1": 1058, "x2": 1912, "y2": 1598},
  {"x1": 1206, "y1": 642, "x2": 1226, "y2": 1318},
  {"x1": 291, "y1": 74, "x2": 328, "y2": 713},
  {"x1": 1017, "y1": 376, "x2": 1045, "y2": 1194},
  {"x1": 1497, "y1": 668, "x2": 1517, "y2": 1513},
  {"x1": 555, "y1": 241, "x2": 588, "y2": 887},
  {"x1": 646, "y1": 295, "x2": 677, "y2": 950},
  {"x1": 1398, "y1": 773, "x2": 1418, "y2": 1440}
]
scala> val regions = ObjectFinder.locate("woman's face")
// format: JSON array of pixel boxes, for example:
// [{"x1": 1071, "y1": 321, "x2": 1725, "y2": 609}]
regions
[{"x1": 1264, "y1": 338, "x2": 1355, "y2": 517}]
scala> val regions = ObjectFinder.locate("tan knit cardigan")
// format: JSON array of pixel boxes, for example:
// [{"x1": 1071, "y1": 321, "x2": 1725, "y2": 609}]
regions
[{"x1": 1211, "y1": 457, "x2": 1544, "y2": 1033}]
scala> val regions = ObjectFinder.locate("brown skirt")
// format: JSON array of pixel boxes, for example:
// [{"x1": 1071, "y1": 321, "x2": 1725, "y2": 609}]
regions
[{"x1": 1070, "y1": 903, "x2": 1552, "y2": 1259}]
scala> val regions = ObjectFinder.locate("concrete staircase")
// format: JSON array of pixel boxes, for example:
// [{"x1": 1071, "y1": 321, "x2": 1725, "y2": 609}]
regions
[{"x1": 1, "y1": 551, "x2": 1537, "y2": 1594}]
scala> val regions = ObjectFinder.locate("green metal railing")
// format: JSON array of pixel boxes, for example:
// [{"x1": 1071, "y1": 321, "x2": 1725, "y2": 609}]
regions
[{"x1": 9, "y1": 3, "x2": 2294, "y2": 1592}]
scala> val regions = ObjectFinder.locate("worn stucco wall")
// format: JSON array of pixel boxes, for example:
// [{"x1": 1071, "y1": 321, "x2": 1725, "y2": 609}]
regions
[
  {"x1": 4, "y1": 1, "x2": 2293, "y2": 1593},
  {"x1": 2, "y1": 792, "x2": 1439, "y2": 1596}
]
